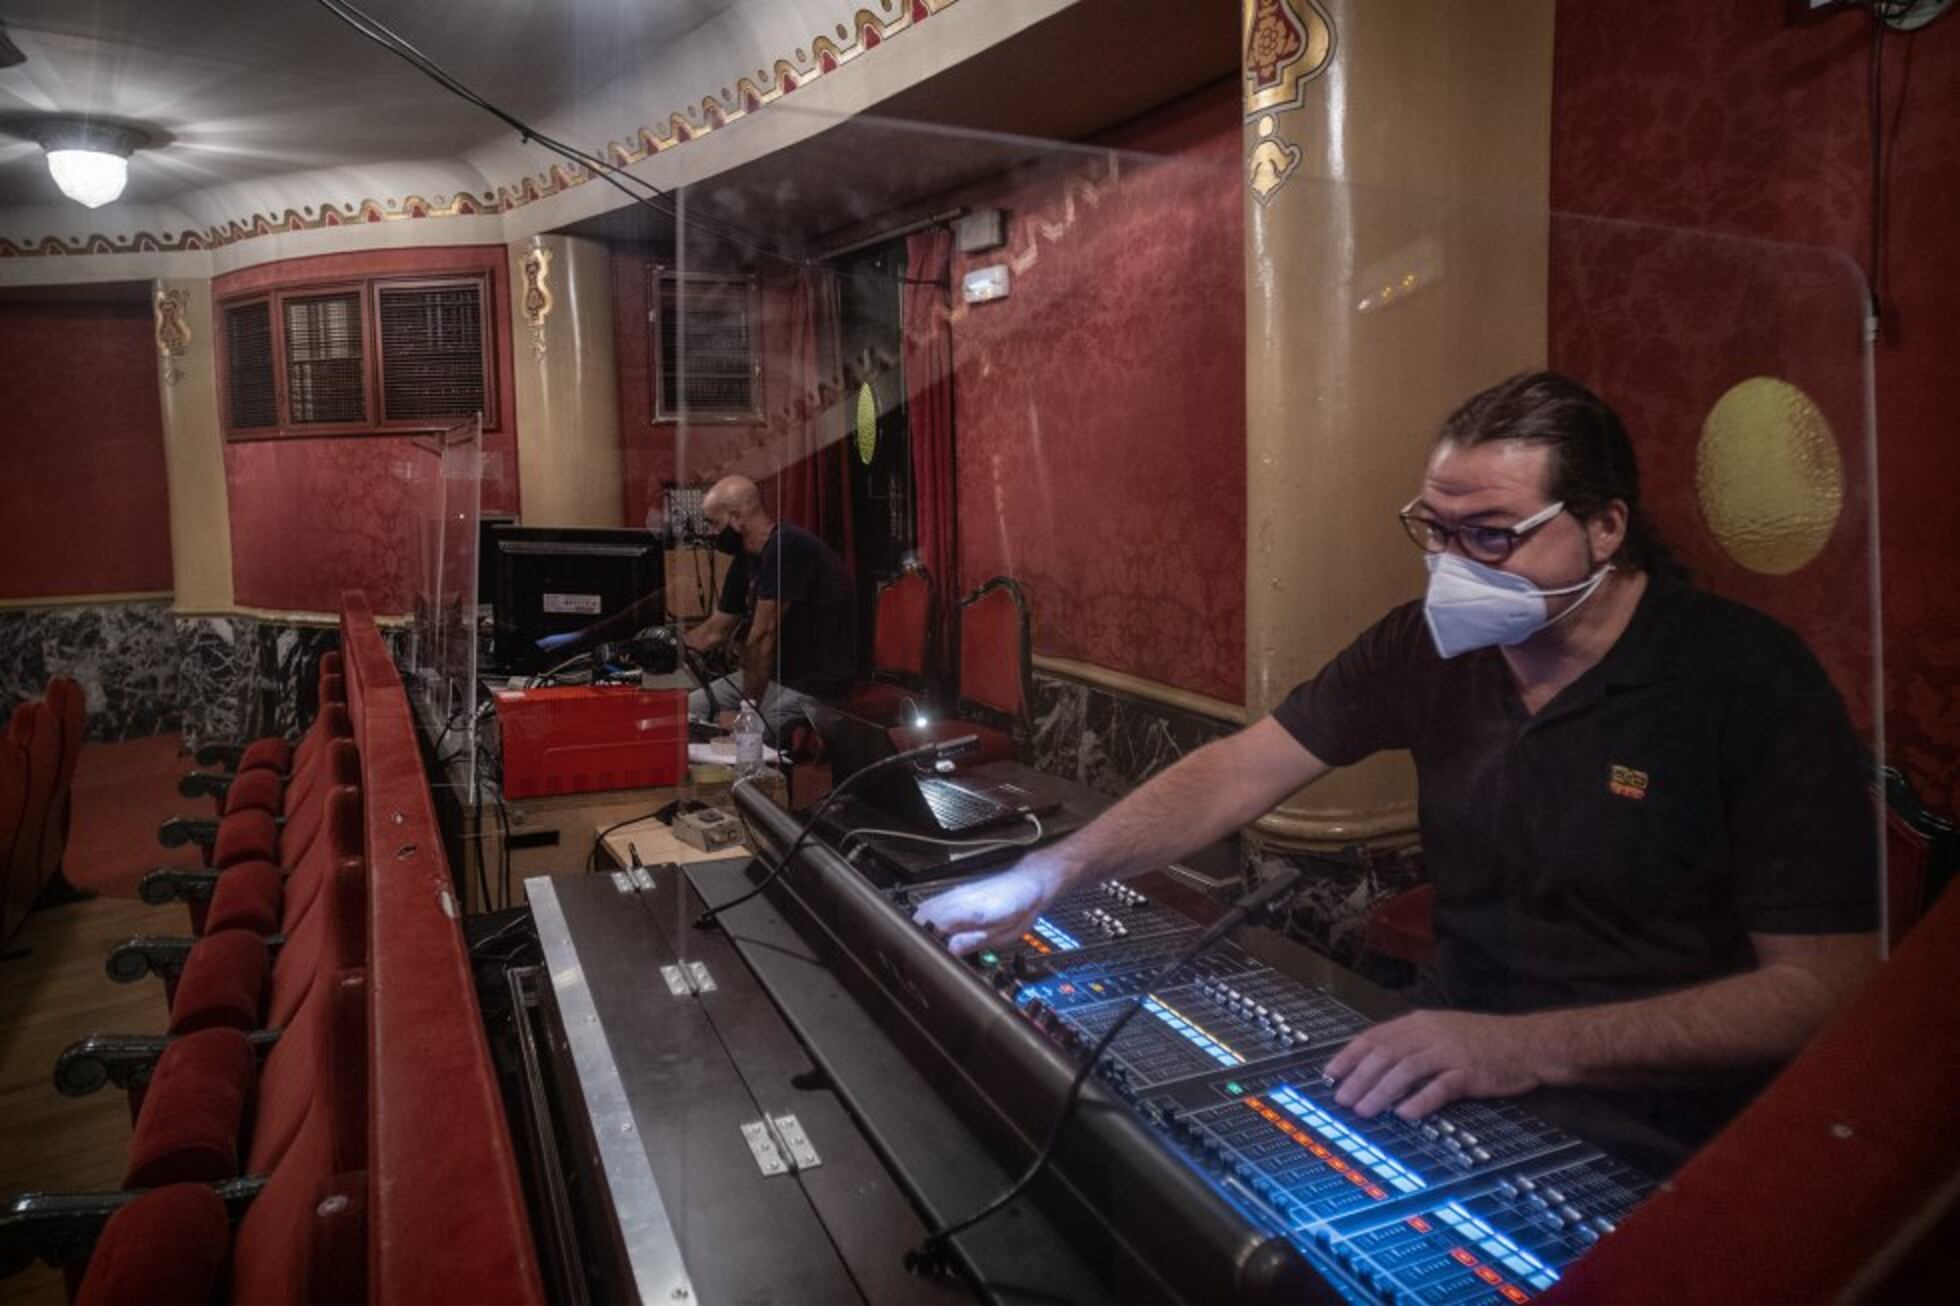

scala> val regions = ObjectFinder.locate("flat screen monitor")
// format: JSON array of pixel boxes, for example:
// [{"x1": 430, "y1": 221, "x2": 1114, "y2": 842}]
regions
[{"x1": 489, "y1": 526, "x2": 662, "y2": 673}]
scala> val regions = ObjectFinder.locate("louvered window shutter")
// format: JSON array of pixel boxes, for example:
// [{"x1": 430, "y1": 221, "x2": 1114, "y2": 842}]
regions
[
  {"x1": 283, "y1": 291, "x2": 367, "y2": 425},
  {"x1": 378, "y1": 281, "x2": 487, "y2": 423},
  {"x1": 657, "y1": 274, "x2": 757, "y2": 418},
  {"x1": 223, "y1": 300, "x2": 278, "y2": 430}
]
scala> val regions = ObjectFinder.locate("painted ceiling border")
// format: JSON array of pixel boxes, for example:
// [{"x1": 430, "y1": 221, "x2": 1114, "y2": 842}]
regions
[{"x1": 0, "y1": 0, "x2": 954, "y2": 260}]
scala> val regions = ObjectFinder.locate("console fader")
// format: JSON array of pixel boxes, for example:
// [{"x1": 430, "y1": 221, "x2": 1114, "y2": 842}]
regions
[{"x1": 891, "y1": 877, "x2": 1654, "y2": 1306}]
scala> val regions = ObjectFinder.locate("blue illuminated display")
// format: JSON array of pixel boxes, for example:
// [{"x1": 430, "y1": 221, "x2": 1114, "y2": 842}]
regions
[
  {"x1": 1143, "y1": 996, "x2": 1245, "y2": 1067},
  {"x1": 1266, "y1": 1085, "x2": 1426, "y2": 1195},
  {"x1": 1436, "y1": 1202, "x2": 1559, "y2": 1291},
  {"x1": 1031, "y1": 918, "x2": 1082, "y2": 951}
]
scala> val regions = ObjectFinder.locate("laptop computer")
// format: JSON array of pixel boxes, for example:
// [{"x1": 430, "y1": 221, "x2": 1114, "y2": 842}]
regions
[{"x1": 804, "y1": 706, "x2": 1051, "y2": 834}]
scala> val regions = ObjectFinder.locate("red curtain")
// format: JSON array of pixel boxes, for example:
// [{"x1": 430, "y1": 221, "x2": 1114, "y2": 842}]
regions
[
  {"x1": 903, "y1": 229, "x2": 957, "y2": 693},
  {"x1": 769, "y1": 266, "x2": 855, "y2": 572}
]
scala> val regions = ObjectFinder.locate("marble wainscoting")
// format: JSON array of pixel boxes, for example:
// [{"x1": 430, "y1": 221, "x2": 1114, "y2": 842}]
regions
[
  {"x1": 0, "y1": 601, "x2": 355, "y2": 749},
  {"x1": 0, "y1": 601, "x2": 183, "y2": 741},
  {"x1": 174, "y1": 616, "x2": 345, "y2": 749},
  {"x1": 1251, "y1": 843, "x2": 1428, "y2": 971},
  {"x1": 1027, "y1": 668, "x2": 1237, "y2": 799}
]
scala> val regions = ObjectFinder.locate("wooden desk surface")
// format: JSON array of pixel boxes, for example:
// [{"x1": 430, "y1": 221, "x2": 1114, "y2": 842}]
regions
[{"x1": 597, "y1": 772, "x2": 785, "y2": 868}]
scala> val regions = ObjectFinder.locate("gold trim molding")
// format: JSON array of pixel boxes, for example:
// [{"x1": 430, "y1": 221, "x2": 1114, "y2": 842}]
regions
[
  {"x1": 1241, "y1": 0, "x2": 1333, "y2": 205},
  {"x1": 0, "y1": 0, "x2": 960, "y2": 260},
  {"x1": 520, "y1": 241, "x2": 554, "y2": 359},
  {"x1": 1032, "y1": 653, "x2": 1247, "y2": 725}
]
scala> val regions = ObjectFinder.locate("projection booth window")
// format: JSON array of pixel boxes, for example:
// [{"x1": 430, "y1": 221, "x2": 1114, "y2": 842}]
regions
[
  {"x1": 218, "y1": 273, "x2": 496, "y2": 439},
  {"x1": 651, "y1": 268, "x2": 761, "y2": 422}
]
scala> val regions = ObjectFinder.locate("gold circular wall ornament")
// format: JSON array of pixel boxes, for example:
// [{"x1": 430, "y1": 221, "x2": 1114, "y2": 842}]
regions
[
  {"x1": 855, "y1": 381, "x2": 878, "y2": 466},
  {"x1": 1694, "y1": 377, "x2": 1845, "y2": 576}
]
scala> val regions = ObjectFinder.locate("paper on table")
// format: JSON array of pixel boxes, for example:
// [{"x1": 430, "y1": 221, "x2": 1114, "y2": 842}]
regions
[{"x1": 688, "y1": 740, "x2": 781, "y2": 765}]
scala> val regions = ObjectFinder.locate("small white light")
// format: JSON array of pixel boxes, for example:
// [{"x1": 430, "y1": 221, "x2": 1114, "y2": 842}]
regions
[
  {"x1": 46, "y1": 148, "x2": 128, "y2": 208},
  {"x1": 912, "y1": 713, "x2": 929, "y2": 729}
]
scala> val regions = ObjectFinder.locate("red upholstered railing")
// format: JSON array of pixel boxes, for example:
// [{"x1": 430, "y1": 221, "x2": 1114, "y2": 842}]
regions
[
  {"x1": 338, "y1": 593, "x2": 544, "y2": 1305},
  {"x1": 1544, "y1": 878, "x2": 1960, "y2": 1302}
]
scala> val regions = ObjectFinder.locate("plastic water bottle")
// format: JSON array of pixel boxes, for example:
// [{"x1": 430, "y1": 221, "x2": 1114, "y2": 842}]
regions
[{"x1": 732, "y1": 701, "x2": 765, "y2": 778}]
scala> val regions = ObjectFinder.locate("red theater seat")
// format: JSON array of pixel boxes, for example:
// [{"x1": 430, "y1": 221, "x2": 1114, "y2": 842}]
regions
[
  {"x1": 121, "y1": 1029, "x2": 256, "y2": 1188},
  {"x1": 848, "y1": 566, "x2": 935, "y2": 726},
  {"x1": 166, "y1": 929, "x2": 268, "y2": 1035},
  {"x1": 1364, "y1": 882, "x2": 1435, "y2": 966},
  {"x1": 40, "y1": 676, "x2": 87, "y2": 885},
  {"x1": 0, "y1": 718, "x2": 28, "y2": 946},
  {"x1": 72, "y1": 1184, "x2": 230, "y2": 1306},
  {"x1": 891, "y1": 576, "x2": 1032, "y2": 768},
  {"x1": 3, "y1": 701, "x2": 59, "y2": 945}
]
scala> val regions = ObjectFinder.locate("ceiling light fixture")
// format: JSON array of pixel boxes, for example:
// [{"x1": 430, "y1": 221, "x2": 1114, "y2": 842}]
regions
[{"x1": 24, "y1": 118, "x2": 152, "y2": 208}]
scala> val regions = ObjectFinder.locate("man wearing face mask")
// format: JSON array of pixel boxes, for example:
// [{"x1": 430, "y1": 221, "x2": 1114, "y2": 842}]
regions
[
  {"x1": 682, "y1": 475, "x2": 857, "y2": 738},
  {"x1": 915, "y1": 371, "x2": 1878, "y2": 1148}
]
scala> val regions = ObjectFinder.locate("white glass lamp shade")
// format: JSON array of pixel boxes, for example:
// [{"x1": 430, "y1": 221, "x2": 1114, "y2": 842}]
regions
[{"x1": 46, "y1": 148, "x2": 129, "y2": 208}]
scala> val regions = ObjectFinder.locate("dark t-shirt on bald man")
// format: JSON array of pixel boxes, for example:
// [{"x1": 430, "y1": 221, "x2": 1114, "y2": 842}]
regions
[{"x1": 717, "y1": 522, "x2": 857, "y2": 700}]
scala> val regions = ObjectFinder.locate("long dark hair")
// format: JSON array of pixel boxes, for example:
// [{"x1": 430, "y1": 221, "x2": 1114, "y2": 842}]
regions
[{"x1": 1437, "y1": 370, "x2": 1686, "y2": 579}]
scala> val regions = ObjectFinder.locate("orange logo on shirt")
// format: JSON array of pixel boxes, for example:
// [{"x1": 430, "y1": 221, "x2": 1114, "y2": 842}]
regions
[{"x1": 1609, "y1": 764, "x2": 1649, "y2": 800}]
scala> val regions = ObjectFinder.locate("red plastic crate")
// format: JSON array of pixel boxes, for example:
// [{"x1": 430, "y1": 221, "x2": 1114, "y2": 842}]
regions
[{"x1": 494, "y1": 684, "x2": 687, "y2": 798}]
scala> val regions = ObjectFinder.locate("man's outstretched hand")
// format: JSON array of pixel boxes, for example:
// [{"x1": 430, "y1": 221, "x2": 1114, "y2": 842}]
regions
[
  {"x1": 912, "y1": 854, "x2": 1073, "y2": 956},
  {"x1": 1323, "y1": 1009, "x2": 1561, "y2": 1120}
]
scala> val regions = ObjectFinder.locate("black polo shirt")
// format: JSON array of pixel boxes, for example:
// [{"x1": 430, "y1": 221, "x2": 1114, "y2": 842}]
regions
[
  {"x1": 717, "y1": 523, "x2": 856, "y2": 700},
  {"x1": 1273, "y1": 570, "x2": 1878, "y2": 1018}
]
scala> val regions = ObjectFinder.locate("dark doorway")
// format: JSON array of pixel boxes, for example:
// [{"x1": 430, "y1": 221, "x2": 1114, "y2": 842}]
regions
[{"x1": 834, "y1": 242, "x2": 916, "y2": 668}]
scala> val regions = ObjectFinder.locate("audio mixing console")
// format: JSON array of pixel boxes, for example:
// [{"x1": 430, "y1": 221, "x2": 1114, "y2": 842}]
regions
[{"x1": 890, "y1": 876, "x2": 1654, "y2": 1306}]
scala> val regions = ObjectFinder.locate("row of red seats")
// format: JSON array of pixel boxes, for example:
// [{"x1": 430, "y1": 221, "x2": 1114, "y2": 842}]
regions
[
  {"x1": 3, "y1": 597, "x2": 543, "y2": 1302},
  {"x1": 3, "y1": 651, "x2": 367, "y2": 1300},
  {"x1": 1, "y1": 676, "x2": 88, "y2": 949}
]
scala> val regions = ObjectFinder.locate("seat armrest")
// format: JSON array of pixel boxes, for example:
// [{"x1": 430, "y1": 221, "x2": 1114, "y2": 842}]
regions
[
  {"x1": 104, "y1": 933, "x2": 288, "y2": 984},
  {"x1": 53, "y1": 1031, "x2": 281, "y2": 1099},
  {"x1": 177, "y1": 771, "x2": 236, "y2": 801},
  {"x1": 0, "y1": 1176, "x2": 264, "y2": 1277},
  {"x1": 157, "y1": 817, "x2": 219, "y2": 851},
  {"x1": 139, "y1": 869, "x2": 221, "y2": 906},
  {"x1": 192, "y1": 742, "x2": 246, "y2": 768}
]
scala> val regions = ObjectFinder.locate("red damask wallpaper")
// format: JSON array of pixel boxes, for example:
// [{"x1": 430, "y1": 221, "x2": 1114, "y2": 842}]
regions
[
  {"x1": 1549, "y1": 0, "x2": 1960, "y2": 811},
  {"x1": 216, "y1": 246, "x2": 520, "y2": 614},
  {"x1": 949, "y1": 81, "x2": 1247, "y2": 705},
  {"x1": 610, "y1": 253, "x2": 805, "y2": 531},
  {"x1": 0, "y1": 299, "x2": 173, "y2": 599}
]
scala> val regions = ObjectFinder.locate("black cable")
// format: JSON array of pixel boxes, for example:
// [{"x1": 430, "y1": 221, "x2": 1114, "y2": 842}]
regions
[
  {"x1": 495, "y1": 788, "x2": 514, "y2": 910},
  {"x1": 693, "y1": 733, "x2": 979, "y2": 930},
  {"x1": 905, "y1": 865, "x2": 1305, "y2": 1274},
  {"x1": 312, "y1": 0, "x2": 944, "y2": 287},
  {"x1": 589, "y1": 806, "x2": 673, "y2": 871}
]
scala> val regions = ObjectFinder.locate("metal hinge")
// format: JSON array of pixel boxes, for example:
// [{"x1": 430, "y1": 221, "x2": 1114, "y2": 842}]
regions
[
  {"x1": 659, "y1": 960, "x2": 717, "y2": 998},
  {"x1": 741, "y1": 1113, "x2": 821, "y2": 1177},
  {"x1": 611, "y1": 866, "x2": 656, "y2": 894}
]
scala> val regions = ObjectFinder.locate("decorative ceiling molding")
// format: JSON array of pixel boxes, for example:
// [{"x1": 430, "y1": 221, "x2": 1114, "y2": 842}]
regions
[{"x1": 0, "y1": 0, "x2": 956, "y2": 260}]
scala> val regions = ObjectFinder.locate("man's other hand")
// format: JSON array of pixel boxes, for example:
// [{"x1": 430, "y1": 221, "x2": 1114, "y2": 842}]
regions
[
  {"x1": 535, "y1": 631, "x2": 579, "y2": 653},
  {"x1": 913, "y1": 855, "x2": 1072, "y2": 956},
  {"x1": 1324, "y1": 1010, "x2": 1557, "y2": 1120}
]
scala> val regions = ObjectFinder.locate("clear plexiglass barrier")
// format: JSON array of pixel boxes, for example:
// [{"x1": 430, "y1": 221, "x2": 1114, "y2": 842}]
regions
[
  {"x1": 403, "y1": 415, "x2": 484, "y2": 804},
  {"x1": 320, "y1": 35, "x2": 1912, "y2": 1305},
  {"x1": 659, "y1": 103, "x2": 1881, "y2": 926}
]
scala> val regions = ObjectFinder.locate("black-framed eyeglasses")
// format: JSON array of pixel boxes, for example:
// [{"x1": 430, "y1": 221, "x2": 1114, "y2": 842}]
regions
[{"x1": 1398, "y1": 498, "x2": 1565, "y2": 563}]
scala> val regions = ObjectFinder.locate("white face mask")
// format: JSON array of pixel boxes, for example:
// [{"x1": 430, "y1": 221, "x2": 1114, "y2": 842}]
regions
[{"x1": 1423, "y1": 552, "x2": 1612, "y2": 659}]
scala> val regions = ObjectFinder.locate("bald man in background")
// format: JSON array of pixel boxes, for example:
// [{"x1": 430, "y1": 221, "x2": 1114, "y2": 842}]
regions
[{"x1": 683, "y1": 476, "x2": 857, "y2": 737}]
